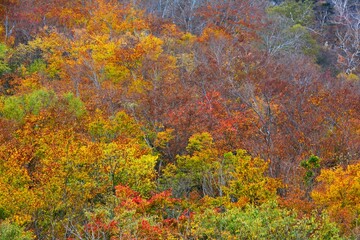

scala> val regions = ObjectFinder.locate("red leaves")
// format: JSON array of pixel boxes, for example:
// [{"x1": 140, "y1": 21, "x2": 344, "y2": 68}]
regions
[
  {"x1": 84, "y1": 218, "x2": 118, "y2": 237},
  {"x1": 138, "y1": 220, "x2": 163, "y2": 238},
  {"x1": 178, "y1": 209, "x2": 194, "y2": 221},
  {"x1": 115, "y1": 185, "x2": 180, "y2": 212},
  {"x1": 0, "y1": 0, "x2": 359, "y2": 238}
]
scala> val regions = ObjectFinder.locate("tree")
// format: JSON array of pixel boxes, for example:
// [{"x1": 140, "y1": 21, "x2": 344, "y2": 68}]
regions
[
  {"x1": 162, "y1": 133, "x2": 280, "y2": 205},
  {"x1": 264, "y1": 0, "x2": 318, "y2": 56},
  {"x1": 223, "y1": 150, "x2": 280, "y2": 205},
  {"x1": 300, "y1": 155, "x2": 321, "y2": 199},
  {"x1": 312, "y1": 162, "x2": 360, "y2": 236},
  {"x1": 329, "y1": 0, "x2": 359, "y2": 74}
]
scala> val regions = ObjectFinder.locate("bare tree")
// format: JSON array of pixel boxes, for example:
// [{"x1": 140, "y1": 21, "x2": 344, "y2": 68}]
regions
[{"x1": 330, "y1": 0, "x2": 360, "y2": 73}]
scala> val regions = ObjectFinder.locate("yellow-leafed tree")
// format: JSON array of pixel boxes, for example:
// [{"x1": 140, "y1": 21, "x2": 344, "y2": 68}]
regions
[{"x1": 312, "y1": 162, "x2": 360, "y2": 235}]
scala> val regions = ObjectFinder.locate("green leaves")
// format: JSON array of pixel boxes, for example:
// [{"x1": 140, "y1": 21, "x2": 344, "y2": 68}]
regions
[
  {"x1": 63, "y1": 92, "x2": 86, "y2": 118},
  {"x1": 264, "y1": 0, "x2": 319, "y2": 56},
  {"x1": 0, "y1": 0, "x2": 358, "y2": 239},
  {"x1": 0, "y1": 89, "x2": 56, "y2": 122},
  {"x1": 301, "y1": 155, "x2": 321, "y2": 186},
  {"x1": 0, "y1": 221, "x2": 34, "y2": 240},
  {"x1": 0, "y1": 44, "x2": 10, "y2": 76},
  {"x1": 28, "y1": 59, "x2": 46, "y2": 75},
  {"x1": 193, "y1": 202, "x2": 343, "y2": 239},
  {"x1": 268, "y1": 0, "x2": 315, "y2": 26}
]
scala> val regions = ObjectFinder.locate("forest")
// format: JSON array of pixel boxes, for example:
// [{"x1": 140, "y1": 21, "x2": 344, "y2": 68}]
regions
[{"x1": 0, "y1": 0, "x2": 359, "y2": 239}]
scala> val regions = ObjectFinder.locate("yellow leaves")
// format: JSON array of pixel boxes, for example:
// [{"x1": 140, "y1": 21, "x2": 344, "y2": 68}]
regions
[
  {"x1": 337, "y1": 72, "x2": 360, "y2": 82},
  {"x1": 88, "y1": 109, "x2": 144, "y2": 143},
  {"x1": 87, "y1": 35, "x2": 118, "y2": 62},
  {"x1": 88, "y1": 109, "x2": 115, "y2": 142},
  {"x1": 138, "y1": 35, "x2": 164, "y2": 60},
  {"x1": 86, "y1": 1, "x2": 148, "y2": 36},
  {"x1": 45, "y1": 1, "x2": 88, "y2": 29},
  {"x1": 312, "y1": 163, "x2": 360, "y2": 232},
  {"x1": 0, "y1": 121, "x2": 117, "y2": 224},
  {"x1": 36, "y1": 33, "x2": 67, "y2": 79},
  {"x1": 154, "y1": 128, "x2": 174, "y2": 149},
  {"x1": 23, "y1": 131, "x2": 109, "y2": 213},
  {"x1": 128, "y1": 77, "x2": 150, "y2": 94},
  {"x1": 86, "y1": 110, "x2": 156, "y2": 196},
  {"x1": 40, "y1": 16, "x2": 161, "y2": 93},
  {"x1": 223, "y1": 150, "x2": 281, "y2": 205},
  {"x1": 186, "y1": 132, "x2": 214, "y2": 154},
  {"x1": 179, "y1": 32, "x2": 196, "y2": 45},
  {"x1": 0, "y1": 25, "x2": 4, "y2": 42},
  {"x1": 105, "y1": 63, "x2": 130, "y2": 83},
  {"x1": 127, "y1": 153, "x2": 158, "y2": 195},
  {"x1": 0, "y1": 152, "x2": 38, "y2": 225},
  {"x1": 309, "y1": 96, "x2": 322, "y2": 106},
  {"x1": 177, "y1": 53, "x2": 195, "y2": 73},
  {"x1": 103, "y1": 141, "x2": 157, "y2": 196},
  {"x1": 12, "y1": 215, "x2": 32, "y2": 227},
  {"x1": 116, "y1": 8, "x2": 148, "y2": 33},
  {"x1": 37, "y1": 3, "x2": 169, "y2": 100}
]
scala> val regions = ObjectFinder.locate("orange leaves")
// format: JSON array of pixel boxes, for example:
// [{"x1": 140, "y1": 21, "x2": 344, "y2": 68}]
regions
[
  {"x1": 0, "y1": 0, "x2": 359, "y2": 238},
  {"x1": 198, "y1": 26, "x2": 232, "y2": 43},
  {"x1": 138, "y1": 219, "x2": 164, "y2": 240},
  {"x1": 160, "y1": 24, "x2": 183, "y2": 39},
  {"x1": 87, "y1": 1, "x2": 148, "y2": 35},
  {"x1": 0, "y1": 96, "x2": 156, "y2": 233},
  {"x1": 43, "y1": 0, "x2": 91, "y2": 29},
  {"x1": 38, "y1": 2, "x2": 166, "y2": 103}
]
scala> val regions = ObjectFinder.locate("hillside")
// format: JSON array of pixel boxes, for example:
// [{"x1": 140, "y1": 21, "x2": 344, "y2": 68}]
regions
[{"x1": 0, "y1": 0, "x2": 359, "y2": 239}]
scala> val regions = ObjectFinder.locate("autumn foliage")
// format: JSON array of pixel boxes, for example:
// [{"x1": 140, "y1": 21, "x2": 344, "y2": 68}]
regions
[{"x1": 0, "y1": 0, "x2": 359, "y2": 239}]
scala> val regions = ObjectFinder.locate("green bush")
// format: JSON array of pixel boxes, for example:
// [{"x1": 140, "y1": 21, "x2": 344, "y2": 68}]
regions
[
  {"x1": 0, "y1": 89, "x2": 57, "y2": 122},
  {"x1": 63, "y1": 92, "x2": 86, "y2": 118},
  {"x1": 193, "y1": 202, "x2": 343, "y2": 239},
  {"x1": 28, "y1": 59, "x2": 46, "y2": 74},
  {"x1": 0, "y1": 44, "x2": 10, "y2": 76},
  {"x1": 0, "y1": 221, "x2": 33, "y2": 240}
]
